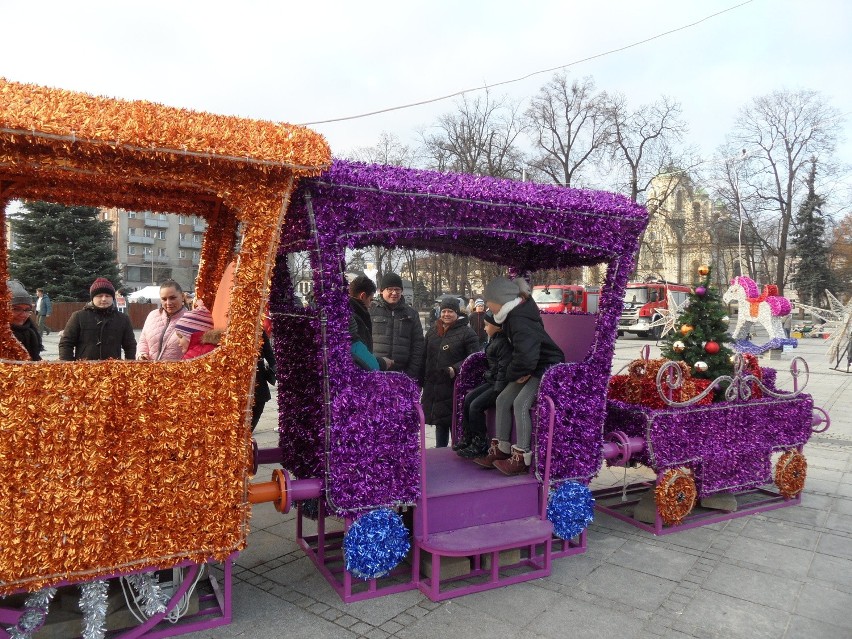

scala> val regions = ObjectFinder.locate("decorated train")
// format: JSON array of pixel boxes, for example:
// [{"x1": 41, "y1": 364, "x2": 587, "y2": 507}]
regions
[{"x1": 0, "y1": 79, "x2": 826, "y2": 637}]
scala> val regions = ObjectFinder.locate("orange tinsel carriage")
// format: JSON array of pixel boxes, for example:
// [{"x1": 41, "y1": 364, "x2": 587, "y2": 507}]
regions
[{"x1": 0, "y1": 78, "x2": 330, "y2": 637}]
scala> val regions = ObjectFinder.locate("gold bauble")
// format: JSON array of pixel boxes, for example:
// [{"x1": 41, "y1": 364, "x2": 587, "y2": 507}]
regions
[
  {"x1": 697, "y1": 265, "x2": 710, "y2": 276},
  {"x1": 680, "y1": 324, "x2": 694, "y2": 336}
]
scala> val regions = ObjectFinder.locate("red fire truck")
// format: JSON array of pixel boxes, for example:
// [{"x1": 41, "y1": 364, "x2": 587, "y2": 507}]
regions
[
  {"x1": 618, "y1": 280, "x2": 691, "y2": 339},
  {"x1": 531, "y1": 284, "x2": 600, "y2": 314}
]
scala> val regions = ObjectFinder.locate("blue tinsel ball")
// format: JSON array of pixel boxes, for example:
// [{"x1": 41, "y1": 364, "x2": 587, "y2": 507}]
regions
[
  {"x1": 344, "y1": 508, "x2": 411, "y2": 580},
  {"x1": 547, "y1": 481, "x2": 595, "y2": 539}
]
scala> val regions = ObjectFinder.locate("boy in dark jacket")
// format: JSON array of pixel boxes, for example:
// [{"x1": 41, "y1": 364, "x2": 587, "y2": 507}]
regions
[
  {"x1": 454, "y1": 310, "x2": 513, "y2": 458},
  {"x1": 59, "y1": 278, "x2": 136, "y2": 361}
]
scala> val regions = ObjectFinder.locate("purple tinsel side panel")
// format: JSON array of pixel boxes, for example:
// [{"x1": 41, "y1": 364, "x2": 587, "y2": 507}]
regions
[
  {"x1": 452, "y1": 352, "x2": 488, "y2": 441},
  {"x1": 536, "y1": 361, "x2": 607, "y2": 483},
  {"x1": 606, "y1": 394, "x2": 813, "y2": 496},
  {"x1": 325, "y1": 370, "x2": 421, "y2": 515}
]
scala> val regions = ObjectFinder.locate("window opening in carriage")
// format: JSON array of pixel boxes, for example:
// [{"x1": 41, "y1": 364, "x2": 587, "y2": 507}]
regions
[{"x1": 2, "y1": 200, "x2": 224, "y2": 363}]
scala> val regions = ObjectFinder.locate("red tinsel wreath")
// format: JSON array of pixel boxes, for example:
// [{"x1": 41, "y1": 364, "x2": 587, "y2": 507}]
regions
[
  {"x1": 654, "y1": 468, "x2": 697, "y2": 526},
  {"x1": 775, "y1": 450, "x2": 807, "y2": 499}
]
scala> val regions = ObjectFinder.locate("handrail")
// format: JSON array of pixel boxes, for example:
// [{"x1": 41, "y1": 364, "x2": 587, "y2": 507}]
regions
[
  {"x1": 415, "y1": 404, "x2": 428, "y2": 542},
  {"x1": 539, "y1": 395, "x2": 557, "y2": 520}
]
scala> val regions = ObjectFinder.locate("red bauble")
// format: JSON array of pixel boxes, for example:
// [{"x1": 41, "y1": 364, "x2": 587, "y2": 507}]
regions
[{"x1": 705, "y1": 341, "x2": 720, "y2": 354}]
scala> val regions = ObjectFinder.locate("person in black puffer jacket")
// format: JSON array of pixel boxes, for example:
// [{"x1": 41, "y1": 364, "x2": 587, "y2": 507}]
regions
[
  {"x1": 474, "y1": 277, "x2": 564, "y2": 476},
  {"x1": 420, "y1": 296, "x2": 480, "y2": 448},
  {"x1": 370, "y1": 273, "x2": 425, "y2": 382},
  {"x1": 59, "y1": 278, "x2": 137, "y2": 361}
]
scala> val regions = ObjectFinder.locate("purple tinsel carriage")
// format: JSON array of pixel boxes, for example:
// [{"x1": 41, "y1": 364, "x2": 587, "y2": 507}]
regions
[{"x1": 257, "y1": 159, "x2": 648, "y2": 600}]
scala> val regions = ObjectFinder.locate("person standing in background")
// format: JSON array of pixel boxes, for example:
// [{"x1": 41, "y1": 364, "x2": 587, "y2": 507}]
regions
[
  {"x1": 35, "y1": 288, "x2": 52, "y2": 335},
  {"x1": 370, "y1": 272, "x2": 425, "y2": 382},
  {"x1": 7, "y1": 279, "x2": 41, "y2": 360},
  {"x1": 59, "y1": 277, "x2": 136, "y2": 361}
]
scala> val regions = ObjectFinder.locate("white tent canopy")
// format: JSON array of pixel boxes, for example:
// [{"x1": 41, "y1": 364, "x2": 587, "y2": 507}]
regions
[{"x1": 127, "y1": 285, "x2": 163, "y2": 303}]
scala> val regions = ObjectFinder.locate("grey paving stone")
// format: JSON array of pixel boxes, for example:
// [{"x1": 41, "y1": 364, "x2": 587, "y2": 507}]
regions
[
  {"x1": 815, "y1": 531, "x2": 852, "y2": 561},
  {"x1": 784, "y1": 613, "x2": 849, "y2": 638},
  {"x1": 824, "y1": 510, "x2": 852, "y2": 534},
  {"x1": 793, "y1": 582, "x2": 852, "y2": 630},
  {"x1": 739, "y1": 517, "x2": 819, "y2": 551},
  {"x1": 830, "y1": 495, "x2": 852, "y2": 516},
  {"x1": 808, "y1": 551, "x2": 852, "y2": 592},
  {"x1": 608, "y1": 538, "x2": 699, "y2": 581},
  {"x1": 577, "y1": 563, "x2": 678, "y2": 612},
  {"x1": 364, "y1": 628, "x2": 390, "y2": 639},
  {"x1": 761, "y1": 501, "x2": 829, "y2": 527},
  {"x1": 836, "y1": 480, "x2": 852, "y2": 499},
  {"x1": 546, "y1": 551, "x2": 605, "y2": 587},
  {"x1": 349, "y1": 621, "x2": 375, "y2": 635},
  {"x1": 724, "y1": 536, "x2": 814, "y2": 578},
  {"x1": 526, "y1": 593, "x2": 647, "y2": 639},
  {"x1": 446, "y1": 581, "x2": 562, "y2": 625},
  {"x1": 235, "y1": 528, "x2": 301, "y2": 569},
  {"x1": 395, "y1": 605, "x2": 526, "y2": 639},
  {"x1": 379, "y1": 620, "x2": 403, "y2": 634},
  {"x1": 334, "y1": 590, "x2": 426, "y2": 626},
  {"x1": 265, "y1": 555, "x2": 323, "y2": 587},
  {"x1": 703, "y1": 562, "x2": 800, "y2": 610},
  {"x1": 679, "y1": 589, "x2": 790, "y2": 639}
]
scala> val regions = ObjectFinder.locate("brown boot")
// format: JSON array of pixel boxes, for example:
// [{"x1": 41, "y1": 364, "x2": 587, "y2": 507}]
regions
[
  {"x1": 473, "y1": 439, "x2": 510, "y2": 468},
  {"x1": 493, "y1": 446, "x2": 530, "y2": 476}
]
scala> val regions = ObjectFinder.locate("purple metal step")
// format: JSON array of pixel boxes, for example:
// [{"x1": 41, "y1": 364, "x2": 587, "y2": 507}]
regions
[
  {"x1": 418, "y1": 516, "x2": 553, "y2": 555},
  {"x1": 414, "y1": 448, "x2": 541, "y2": 536}
]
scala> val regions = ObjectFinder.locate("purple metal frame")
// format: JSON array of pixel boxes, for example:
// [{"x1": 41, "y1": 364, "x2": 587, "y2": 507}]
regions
[{"x1": 0, "y1": 557, "x2": 233, "y2": 639}]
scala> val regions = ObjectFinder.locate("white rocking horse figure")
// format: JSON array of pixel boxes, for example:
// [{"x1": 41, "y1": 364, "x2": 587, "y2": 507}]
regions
[{"x1": 722, "y1": 275, "x2": 792, "y2": 342}]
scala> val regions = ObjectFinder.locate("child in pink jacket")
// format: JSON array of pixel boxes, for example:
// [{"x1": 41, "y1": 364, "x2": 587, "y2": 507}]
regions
[{"x1": 174, "y1": 305, "x2": 222, "y2": 360}]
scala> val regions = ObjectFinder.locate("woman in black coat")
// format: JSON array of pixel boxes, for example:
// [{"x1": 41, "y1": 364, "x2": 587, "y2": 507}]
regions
[{"x1": 420, "y1": 297, "x2": 480, "y2": 448}]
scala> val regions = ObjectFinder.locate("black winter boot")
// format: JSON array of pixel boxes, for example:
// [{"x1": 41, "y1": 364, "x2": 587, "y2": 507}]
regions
[{"x1": 457, "y1": 435, "x2": 489, "y2": 458}]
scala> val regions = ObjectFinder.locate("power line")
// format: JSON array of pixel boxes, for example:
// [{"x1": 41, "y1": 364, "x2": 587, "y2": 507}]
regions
[{"x1": 299, "y1": 0, "x2": 754, "y2": 126}]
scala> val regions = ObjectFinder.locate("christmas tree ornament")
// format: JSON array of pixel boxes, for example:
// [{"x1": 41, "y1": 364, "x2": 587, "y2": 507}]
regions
[
  {"x1": 697, "y1": 265, "x2": 710, "y2": 276},
  {"x1": 695, "y1": 286, "x2": 706, "y2": 297},
  {"x1": 672, "y1": 340, "x2": 686, "y2": 353},
  {"x1": 705, "y1": 341, "x2": 720, "y2": 354},
  {"x1": 680, "y1": 324, "x2": 693, "y2": 336},
  {"x1": 721, "y1": 315, "x2": 730, "y2": 325},
  {"x1": 694, "y1": 361, "x2": 708, "y2": 373}
]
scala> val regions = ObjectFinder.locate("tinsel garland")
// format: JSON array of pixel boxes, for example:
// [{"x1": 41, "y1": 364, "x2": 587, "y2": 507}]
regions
[
  {"x1": 124, "y1": 572, "x2": 168, "y2": 617},
  {"x1": 79, "y1": 580, "x2": 108, "y2": 639},
  {"x1": 343, "y1": 509, "x2": 411, "y2": 580},
  {"x1": 5, "y1": 586, "x2": 56, "y2": 639},
  {"x1": 546, "y1": 482, "x2": 595, "y2": 539}
]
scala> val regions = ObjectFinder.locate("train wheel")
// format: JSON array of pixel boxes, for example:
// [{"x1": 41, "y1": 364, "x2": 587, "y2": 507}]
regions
[
  {"x1": 775, "y1": 450, "x2": 807, "y2": 499},
  {"x1": 655, "y1": 468, "x2": 697, "y2": 526}
]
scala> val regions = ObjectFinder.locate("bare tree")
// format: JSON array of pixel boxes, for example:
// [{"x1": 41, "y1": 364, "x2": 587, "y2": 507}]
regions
[
  {"x1": 725, "y1": 89, "x2": 841, "y2": 294},
  {"x1": 524, "y1": 73, "x2": 610, "y2": 188},
  {"x1": 346, "y1": 132, "x2": 416, "y2": 167},
  {"x1": 603, "y1": 94, "x2": 692, "y2": 203},
  {"x1": 420, "y1": 90, "x2": 527, "y2": 179}
]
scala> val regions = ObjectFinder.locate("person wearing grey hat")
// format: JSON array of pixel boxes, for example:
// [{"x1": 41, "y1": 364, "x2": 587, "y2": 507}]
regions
[
  {"x1": 475, "y1": 277, "x2": 564, "y2": 475},
  {"x1": 7, "y1": 279, "x2": 42, "y2": 360},
  {"x1": 420, "y1": 296, "x2": 480, "y2": 448},
  {"x1": 370, "y1": 272, "x2": 425, "y2": 382}
]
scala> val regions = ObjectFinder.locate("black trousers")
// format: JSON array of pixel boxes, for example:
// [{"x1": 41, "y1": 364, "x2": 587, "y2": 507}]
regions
[{"x1": 461, "y1": 382, "x2": 499, "y2": 439}]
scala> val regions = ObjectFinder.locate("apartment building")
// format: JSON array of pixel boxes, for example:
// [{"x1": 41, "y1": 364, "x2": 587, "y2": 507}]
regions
[{"x1": 102, "y1": 208, "x2": 206, "y2": 293}]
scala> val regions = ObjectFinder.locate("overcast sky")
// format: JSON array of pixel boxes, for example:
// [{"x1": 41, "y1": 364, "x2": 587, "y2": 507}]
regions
[{"x1": 2, "y1": 0, "x2": 850, "y2": 178}]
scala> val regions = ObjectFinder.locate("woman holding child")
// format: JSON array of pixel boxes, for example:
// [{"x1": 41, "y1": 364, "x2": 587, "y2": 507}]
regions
[{"x1": 474, "y1": 277, "x2": 564, "y2": 476}]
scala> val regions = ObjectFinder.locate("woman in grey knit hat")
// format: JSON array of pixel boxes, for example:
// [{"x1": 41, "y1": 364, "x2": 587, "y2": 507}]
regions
[{"x1": 473, "y1": 277, "x2": 564, "y2": 475}]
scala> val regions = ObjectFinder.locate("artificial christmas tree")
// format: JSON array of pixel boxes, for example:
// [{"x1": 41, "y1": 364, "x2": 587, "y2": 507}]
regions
[{"x1": 660, "y1": 265, "x2": 735, "y2": 394}]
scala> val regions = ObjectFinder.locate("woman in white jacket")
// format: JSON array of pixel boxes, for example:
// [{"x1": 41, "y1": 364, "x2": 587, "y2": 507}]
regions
[{"x1": 137, "y1": 279, "x2": 188, "y2": 361}]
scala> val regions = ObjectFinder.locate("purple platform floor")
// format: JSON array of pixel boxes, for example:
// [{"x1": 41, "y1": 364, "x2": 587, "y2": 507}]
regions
[{"x1": 206, "y1": 333, "x2": 852, "y2": 639}]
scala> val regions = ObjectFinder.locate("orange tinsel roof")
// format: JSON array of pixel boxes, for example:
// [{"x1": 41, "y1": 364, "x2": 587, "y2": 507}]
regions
[{"x1": 0, "y1": 77, "x2": 331, "y2": 172}]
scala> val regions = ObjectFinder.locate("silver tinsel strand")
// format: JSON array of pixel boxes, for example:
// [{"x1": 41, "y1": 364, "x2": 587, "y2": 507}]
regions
[
  {"x1": 125, "y1": 571, "x2": 168, "y2": 617},
  {"x1": 79, "y1": 580, "x2": 108, "y2": 639},
  {"x1": 6, "y1": 586, "x2": 57, "y2": 639}
]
